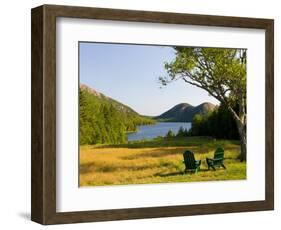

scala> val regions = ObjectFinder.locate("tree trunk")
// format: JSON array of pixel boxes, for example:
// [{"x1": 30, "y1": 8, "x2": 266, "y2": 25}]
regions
[
  {"x1": 226, "y1": 104, "x2": 247, "y2": 162},
  {"x1": 236, "y1": 122, "x2": 247, "y2": 161}
]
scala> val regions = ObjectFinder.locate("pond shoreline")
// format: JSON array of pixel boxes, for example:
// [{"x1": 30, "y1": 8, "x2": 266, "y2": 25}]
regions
[{"x1": 126, "y1": 122, "x2": 191, "y2": 141}]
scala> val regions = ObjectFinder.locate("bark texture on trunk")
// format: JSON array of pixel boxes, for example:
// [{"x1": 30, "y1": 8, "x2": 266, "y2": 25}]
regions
[
  {"x1": 237, "y1": 122, "x2": 247, "y2": 161},
  {"x1": 227, "y1": 104, "x2": 247, "y2": 162}
]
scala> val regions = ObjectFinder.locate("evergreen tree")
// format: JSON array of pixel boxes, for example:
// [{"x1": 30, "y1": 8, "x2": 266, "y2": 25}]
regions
[
  {"x1": 176, "y1": 126, "x2": 186, "y2": 137},
  {"x1": 166, "y1": 129, "x2": 175, "y2": 138}
]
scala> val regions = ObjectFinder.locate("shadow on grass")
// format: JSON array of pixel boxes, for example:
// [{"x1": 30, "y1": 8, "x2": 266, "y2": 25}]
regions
[
  {"x1": 80, "y1": 162, "x2": 116, "y2": 174},
  {"x1": 120, "y1": 147, "x2": 187, "y2": 160},
  {"x1": 154, "y1": 171, "x2": 184, "y2": 177},
  {"x1": 80, "y1": 162, "x2": 159, "y2": 174},
  {"x1": 154, "y1": 168, "x2": 210, "y2": 178},
  {"x1": 93, "y1": 136, "x2": 239, "y2": 149}
]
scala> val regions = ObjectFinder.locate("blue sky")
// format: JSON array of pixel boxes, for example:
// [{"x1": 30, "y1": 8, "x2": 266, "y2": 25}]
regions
[{"x1": 79, "y1": 42, "x2": 219, "y2": 116}]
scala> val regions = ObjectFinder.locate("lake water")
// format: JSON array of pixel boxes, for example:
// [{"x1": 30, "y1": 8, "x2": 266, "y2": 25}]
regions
[{"x1": 127, "y1": 122, "x2": 191, "y2": 141}]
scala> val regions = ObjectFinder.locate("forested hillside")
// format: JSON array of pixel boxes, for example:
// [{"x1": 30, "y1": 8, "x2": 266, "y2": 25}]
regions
[
  {"x1": 188, "y1": 104, "x2": 240, "y2": 140},
  {"x1": 79, "y1": 84, "x2": 155, "y2": 145}
]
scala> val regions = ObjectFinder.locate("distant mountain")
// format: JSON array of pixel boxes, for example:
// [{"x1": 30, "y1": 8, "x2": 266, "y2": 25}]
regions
[{"x1": 156, "y1": 102, "x2": 216, "y2": 122}]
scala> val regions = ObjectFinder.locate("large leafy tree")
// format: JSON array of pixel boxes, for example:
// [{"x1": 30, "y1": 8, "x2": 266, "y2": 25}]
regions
[{"x1": 160, "y1": 47, "x2": 247, "y2": 161}]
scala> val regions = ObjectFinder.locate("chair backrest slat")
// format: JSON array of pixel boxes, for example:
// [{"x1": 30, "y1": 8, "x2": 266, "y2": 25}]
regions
[
  {"x1": 183, "y1": 150, "x2": 196, "y2": 169},
  {"x1": 214, "y1": 148, "x2": 224, "y2": 161}
]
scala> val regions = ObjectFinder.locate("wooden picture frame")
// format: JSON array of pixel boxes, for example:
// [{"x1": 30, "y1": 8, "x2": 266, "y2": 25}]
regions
[{"x1": 31, "y1": 4, "x2": 274, "y2": 225}]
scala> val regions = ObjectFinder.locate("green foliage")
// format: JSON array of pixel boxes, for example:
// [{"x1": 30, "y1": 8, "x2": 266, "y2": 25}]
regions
[
  {"x1": 165, "y1": 129, "x2": 175, "y2": 138},
  {"x1": 164, "y1": 126, "x2": 190, "y2": 140},
  {"x1": 190, "y1": 114, "x2": 209, "y2": 136},
  {"x1": 166, "y1": 126, "x2": 190, "y2": 139},
  {"x1": 189, "y1": 104, "x2": 239, "y2": 140},
  {"x1": 100, "y1": 136, "x2": 239, "y2": 149},
  {"x1": 176, "y1": 126, "x2": 189, "y2": 137},
  {"x1": 79, "y1": 88, "x2": 155, "y2": 145},
  {"x1": 160, "y1": 47, "x2": 246, "y2": 108}
]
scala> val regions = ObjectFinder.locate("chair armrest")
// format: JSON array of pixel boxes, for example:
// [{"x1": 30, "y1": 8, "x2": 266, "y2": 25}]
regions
[{"x1": 213, "y1": 158, "x2": 224, "y2": 162}]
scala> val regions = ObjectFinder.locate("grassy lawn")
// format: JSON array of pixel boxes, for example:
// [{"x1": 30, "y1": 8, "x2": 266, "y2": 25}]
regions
[{"x1": 79, "y1": 137, "x2": 246, "y2": 186}]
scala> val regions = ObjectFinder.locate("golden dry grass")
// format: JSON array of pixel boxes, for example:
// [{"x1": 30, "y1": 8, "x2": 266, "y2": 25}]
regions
[{"x1": 79, "y1": 140, "x2": 246, "y2": 186}]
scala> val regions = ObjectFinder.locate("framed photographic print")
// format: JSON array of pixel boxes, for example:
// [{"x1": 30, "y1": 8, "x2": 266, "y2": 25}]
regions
[{"x1": 31, "y1": 4, "x2": 274, "y2": 225}]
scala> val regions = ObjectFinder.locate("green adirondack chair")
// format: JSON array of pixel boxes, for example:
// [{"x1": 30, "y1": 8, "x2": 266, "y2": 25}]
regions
[
  {"x1": 206, "y1": 147, "x2": 226, "y2": 170},
  {"x1": 183, "y1": 150, "x2": 201, "y2": 173}
]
